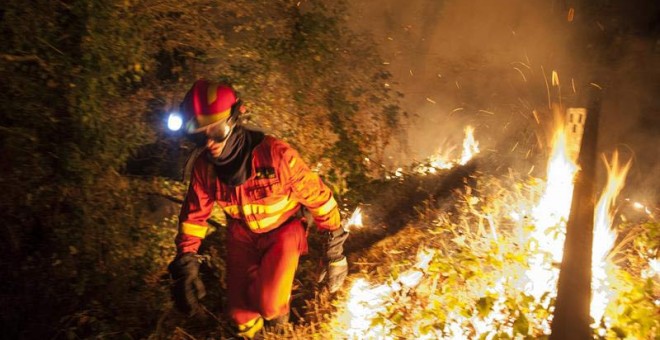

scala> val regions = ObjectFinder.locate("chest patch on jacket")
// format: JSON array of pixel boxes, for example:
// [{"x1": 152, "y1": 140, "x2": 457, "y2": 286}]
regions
[{"x1": 254, "y1": 167, "x2": 276, "y2": 180}]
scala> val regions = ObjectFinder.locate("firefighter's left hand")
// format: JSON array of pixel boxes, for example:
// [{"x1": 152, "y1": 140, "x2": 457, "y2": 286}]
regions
[{"x1": 318, "y1": 256, "x2": 348, "y2": 293}]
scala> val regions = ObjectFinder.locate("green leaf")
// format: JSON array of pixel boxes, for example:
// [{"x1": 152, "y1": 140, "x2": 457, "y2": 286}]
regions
[
  {"x1": 610, "y1": 326, "x2": 626, "y2": 338},
  {"x1": 513, "y1": 312, "x2": 529, "y2": 335},
  {"x1": 476, "y1": 296, "x2": 495, "y2": 319}
]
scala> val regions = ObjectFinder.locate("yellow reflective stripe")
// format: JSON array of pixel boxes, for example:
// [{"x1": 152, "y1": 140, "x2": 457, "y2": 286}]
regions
[
  {"x1": 309, "y1": 197, "x2": 338, "y2": 216},
  {"x1": 247, "y1": 213, "x2": 284, "y2": 230},
  {"x1": 245, "y1": 202, "x2": 299, "y2": 230},
  {"x1": 223, "y1": 205, "x2": 240, "y2": 217},
  {"x1": 225, "y1": 198, "x2": 300, "y2": 230},
  {"x1": 237, "y1": 316, "x2": 264, "y2": 338},
  {"x1": 181, "y1": 222, "x2": 209, "y2": 238},
  {"x1": 329, "y1": 257, "x2": 347, "y2": 267},
  {"x1": 238, "y1": 316, "x2": 262, "y2": 331},
  {"x1": 288, "y1": 157, "x2": 296, "y2": 168},
  {"x1": 241, "y1": 196, "x2": 296, "y2": 215}
]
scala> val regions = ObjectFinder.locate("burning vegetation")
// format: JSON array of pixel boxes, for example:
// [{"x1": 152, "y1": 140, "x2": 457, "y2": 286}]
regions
[{"x1": 282, "y1": 123, "x2": 658, "y2": 339}]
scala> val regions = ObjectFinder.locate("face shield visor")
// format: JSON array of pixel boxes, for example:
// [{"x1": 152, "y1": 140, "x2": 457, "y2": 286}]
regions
[
  {"x1": 184, "y1": 117, "x2": 235, "y2": 147},
  {"x1": 205, "y1": 118, "x2": 234, "y2": 143}
]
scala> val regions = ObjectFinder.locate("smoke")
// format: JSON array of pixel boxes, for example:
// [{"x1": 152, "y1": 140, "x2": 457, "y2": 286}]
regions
[{"x1": 347, "y1": 0, "x2": 659, "y2": 204}]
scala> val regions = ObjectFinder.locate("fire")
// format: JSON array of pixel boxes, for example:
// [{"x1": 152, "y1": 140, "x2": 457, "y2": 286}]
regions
[
  {"x1": 460, "y1": 126, "x2": 480, "y2": 165},
  {"x1": 644, "y1": 258, "x2": 660, "y2": 279},
  {"x1": 333, "y1": 249, "x2": 434, "y2": 339},
  {"x1": 413, "y1": 125, "x2": 479, "y2": 175},
  {"x1": 627, "y1": 199, "x2": 655, "y2": 219},
  {"x1": 334, "y1": 127, "x2": 481, "y2": 337},
  {"x1": 329, "y1": 121, "x2": 652, "y2": 338},
  {"x1": 344, "y1": 207, "x2": 363, "y2": 232},
  {"x1": 590, "y1": 151, "x2": 632, "y2": 325},
  {"x1": 429, "y1": 149, "x2": 455, "y2": 170},
  {"x1": 519, "y1": 126, "x2": 579, "y2": 334},
  {"x1": 531, "y1": 126, "x2": 578, "y2": 262},
  {"x1": 333, "y1": 125, "x2": 577, "y2": 338},
  {"x1": 520, "y1": 126, "x2": 578, "y2": 312}
]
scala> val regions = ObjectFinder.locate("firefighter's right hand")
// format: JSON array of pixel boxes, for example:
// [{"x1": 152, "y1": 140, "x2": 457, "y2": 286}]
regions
[
  {"x1": 318, "y1": 227, "x2": 350, "y2": 293},
  {"x1": 168, "y1": 253, "x2": 206, "y2": 316},
  {"x1": 318, "y1": 256, "x2": 348, "y2": 293}
]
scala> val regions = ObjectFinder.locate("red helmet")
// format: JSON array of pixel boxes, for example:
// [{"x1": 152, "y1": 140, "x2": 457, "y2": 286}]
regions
[{"x1": 180, "y1": 79, "x2": 242, "y2": 140}]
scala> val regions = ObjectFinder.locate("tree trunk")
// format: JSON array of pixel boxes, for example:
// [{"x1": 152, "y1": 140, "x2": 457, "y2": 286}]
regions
[{"x1": 550, "y1": 90, "x2": 601, "y2": 339}]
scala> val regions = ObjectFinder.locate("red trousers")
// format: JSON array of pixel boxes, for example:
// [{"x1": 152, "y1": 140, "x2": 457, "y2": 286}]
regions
[{"x1": 226, "y1": 218, "x2": 308, "y2": 325}]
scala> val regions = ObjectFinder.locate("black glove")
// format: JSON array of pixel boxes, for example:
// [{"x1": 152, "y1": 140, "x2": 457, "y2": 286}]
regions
[
  {"x1": 318, "y1": 228, "x2": 349, "y2": 293},
  {"x1": 168, "y1": 253, "x2": 206, "y2": 315}
]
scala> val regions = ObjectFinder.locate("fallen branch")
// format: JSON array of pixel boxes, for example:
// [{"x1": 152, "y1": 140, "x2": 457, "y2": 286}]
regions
[{"x1": 1, "y1": 53, "x2": 53, "y2": 73}]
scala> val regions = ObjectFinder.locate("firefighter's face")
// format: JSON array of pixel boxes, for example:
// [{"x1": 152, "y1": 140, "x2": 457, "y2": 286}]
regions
[
  {"x1": 204, "y1": 119, "x2": 233, "y2": 158},
  {"x1": 206, "y1": 119, "x2": 233, "y2": 142},
  {"x1": 206, "y1": 138, "x2": 226, "y2": 158}
]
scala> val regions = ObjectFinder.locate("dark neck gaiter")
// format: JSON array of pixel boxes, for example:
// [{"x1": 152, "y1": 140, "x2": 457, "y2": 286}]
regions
[{"x1": 208, "y1": 126, "x2": 265, "y2": 186}]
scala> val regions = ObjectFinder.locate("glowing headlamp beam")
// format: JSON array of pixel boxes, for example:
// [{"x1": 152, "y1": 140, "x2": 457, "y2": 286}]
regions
[{"x1": 167, "y1": 112, "x2": 183, "y2": 131}]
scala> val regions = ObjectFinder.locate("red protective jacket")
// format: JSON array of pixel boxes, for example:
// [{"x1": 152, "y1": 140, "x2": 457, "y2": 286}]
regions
[{"x1": 176, "y1": 136, "x2": 341, "y2": 254}]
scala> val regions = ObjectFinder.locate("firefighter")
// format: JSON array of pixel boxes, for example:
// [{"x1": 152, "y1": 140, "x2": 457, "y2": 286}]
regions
[{"x1": 167, "y1": 79, "x2": 349, "y2": 338}]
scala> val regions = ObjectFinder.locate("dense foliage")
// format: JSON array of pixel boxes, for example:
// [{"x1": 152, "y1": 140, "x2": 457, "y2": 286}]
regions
[{"x1": 0, "y1": 1, "x2": 403, "y2": 338}]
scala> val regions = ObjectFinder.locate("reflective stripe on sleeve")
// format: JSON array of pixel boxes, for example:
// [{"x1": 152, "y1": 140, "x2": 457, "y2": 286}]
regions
[
  {"x1": 181, "y1": 222, "x2": 209, "y2": 238},
  {"x1": 309, "y1": 196, "x2": 338, "y2": 216},
  {"x1": 329, "y1": 257, "x2": 348, "y2": 266}
]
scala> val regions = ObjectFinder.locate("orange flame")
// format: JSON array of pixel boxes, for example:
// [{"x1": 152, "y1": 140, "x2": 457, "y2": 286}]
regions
[
  {"x1": 334, "y1": 125, "x2": 586, "y2": 338},
  {"x1": 590, "y1": 151, "x2": 632, "y2": 325},
  {"x1": 414, "y1": 125, "x2": 480, "y2": 175},
  {"x1": 344, "y1": 207, "x2": 363, "y2": 232},
  {"x1": 459, "y1": 126, "x2": 480, "y2": 165},
  {"x1": 531, "y1": 126, "x2": 578, "y2": 262},
  {"x1": 522, "y1": 126, "x2": 578, "y2": 332},
  {"x1": 334, "y1": 249, "x2": 434, "y2": 338}
]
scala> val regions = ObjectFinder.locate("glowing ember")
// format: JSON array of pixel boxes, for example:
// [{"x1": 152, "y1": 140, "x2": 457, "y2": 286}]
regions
[
  {"x1": 628, "y1": 199, "x2": 655, "y2": 218},
  {"x1": 590, "y1": 151, "x2": 632, "y2": 325}
]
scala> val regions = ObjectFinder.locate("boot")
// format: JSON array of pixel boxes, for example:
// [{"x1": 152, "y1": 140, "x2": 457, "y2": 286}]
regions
[{"x1": 235, "y1": 316, "x2": 264, "y2": 339}]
